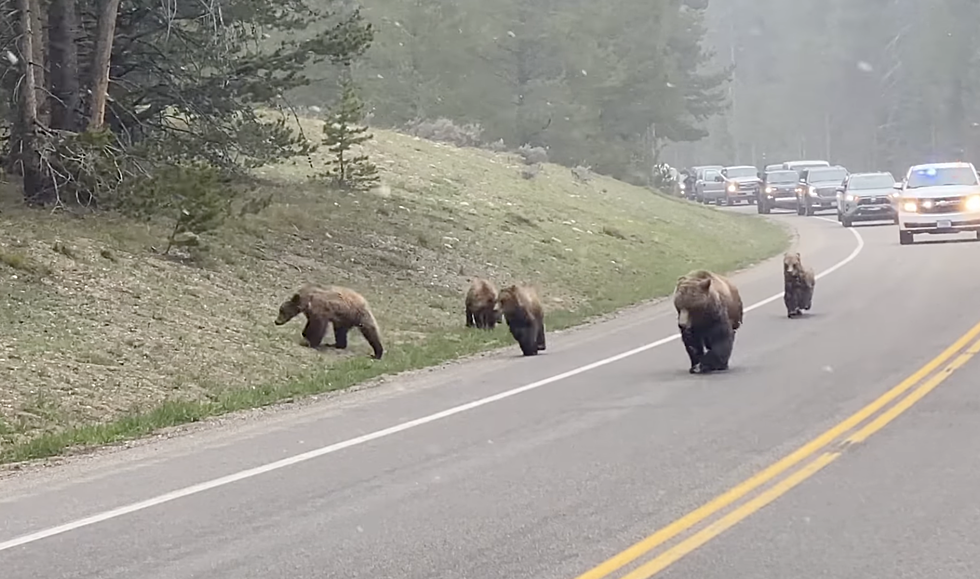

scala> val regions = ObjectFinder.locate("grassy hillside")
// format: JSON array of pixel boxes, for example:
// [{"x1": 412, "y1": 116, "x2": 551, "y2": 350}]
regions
[{"x1": 0, "y1": 119, "x2": 789, "y2": 463}]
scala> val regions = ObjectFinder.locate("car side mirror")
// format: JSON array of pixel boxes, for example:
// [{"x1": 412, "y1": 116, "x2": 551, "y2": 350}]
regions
[
  {"x1": 714, "y1": 175, "x2": 723, "y2": 182},
  {"x1": 892, "y1": 182, "x2": 903, "y2": 190}
]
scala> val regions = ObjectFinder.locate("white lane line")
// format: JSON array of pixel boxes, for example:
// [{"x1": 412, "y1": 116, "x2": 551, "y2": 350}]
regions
[{"x1": 0, "y1": 216, "x2": 864, "y2": 552}]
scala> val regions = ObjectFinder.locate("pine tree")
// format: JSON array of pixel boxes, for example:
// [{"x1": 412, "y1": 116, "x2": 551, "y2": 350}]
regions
[{"x1": 321, "y1": 72, "x2": 379, "y2": 191}]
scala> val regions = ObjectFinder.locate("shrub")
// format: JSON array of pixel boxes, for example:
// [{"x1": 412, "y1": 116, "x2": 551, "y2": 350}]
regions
[
  {"x1": 403, "y1": 117, "x2": 485, "y2": 148},
  {"x1": 518, "y1": 144, "x2": 548, "y2": 165}
]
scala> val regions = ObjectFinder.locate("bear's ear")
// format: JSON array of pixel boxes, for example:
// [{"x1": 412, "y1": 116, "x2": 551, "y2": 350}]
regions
[
  {"x1": 289, "y1": 293, "x2": 301, "y2": 304},
  {"x1": 698, "y1": 277, "x2": 711, "y2": 290}
]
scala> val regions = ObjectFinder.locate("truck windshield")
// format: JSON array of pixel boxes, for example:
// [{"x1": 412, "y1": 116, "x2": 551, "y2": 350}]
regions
[
  {"x1": 767, "y1": 171, "x2": 797, "y2": 184},
  {"x1": 849, "y1": 174, "x2": 895, "y2": 189},
  {"x1": 808, "y1": 167, "x2": 847, "y2": 182},
  {"x1": 906, "y1": 166, "x2": 978, "y2": 189},
  {"x1": 725, "y1": 167, "x2": 757, "y2": 178}
]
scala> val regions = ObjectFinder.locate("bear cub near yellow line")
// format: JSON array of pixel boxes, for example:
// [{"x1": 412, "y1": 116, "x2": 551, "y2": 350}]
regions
[
  {"x1": 783, "y1": 252, "x2": 816, "y2": 318},
  {"x1": 275, "y1": 284, "x2": 384, "y2": 360},
  {"x1": 673, "y1": 269, "x2": 743, "y2": 374},
  {"x1": 497, "y1": 284, "x2": 546, "y2": 356},
  {"x1": 465, "y1": 277, "x2": 503, "y2": 330}
]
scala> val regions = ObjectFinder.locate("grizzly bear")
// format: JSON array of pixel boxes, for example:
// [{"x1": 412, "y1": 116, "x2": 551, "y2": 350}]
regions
[
  {"x1": 783, "y1": 252, "x2": 816, "y2": 318},
  {"x1": 465, "y1": 277, "x2": 502, "y2": 330},
  {"x1": 497, "y1": 284, "x2": 546, "y2": 356},
  {"x1": 275, "y1": 284, "x2": 384, "y2": 359},
  {"x1": 673, "y1": 269, "x2": 744, "y2": 374}
]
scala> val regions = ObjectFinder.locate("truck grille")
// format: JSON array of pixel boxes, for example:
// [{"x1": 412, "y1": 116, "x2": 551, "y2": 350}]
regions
[
  {"x1": 857, "y1": 196, "x2": 891, "y2": 206},
  {"x1": 919, "y1": 197, "x2": 963, "y2": 214}
]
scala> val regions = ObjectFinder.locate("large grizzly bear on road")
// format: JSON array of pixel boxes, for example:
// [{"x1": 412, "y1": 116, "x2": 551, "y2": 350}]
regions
[
  {"x1": 497, "y1": 284, "x2": 546, "y2": 356},
  {"x1": 275, "y1": 284, "x2": 384, "y2": 359},
  {"x1": 465, "y1": 277, "x2": 502, "y2": 330},
  {"x1": 673, "y1": 269, "x2": 743, "y2": 374},
  {"x1": 783, "y1": 252, "x2": 815, "y2": 318}
]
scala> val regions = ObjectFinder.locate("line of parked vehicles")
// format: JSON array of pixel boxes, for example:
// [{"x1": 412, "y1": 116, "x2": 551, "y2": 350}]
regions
[{"x1": 678, "y1": 159, "x2": 980, "y2": 246}]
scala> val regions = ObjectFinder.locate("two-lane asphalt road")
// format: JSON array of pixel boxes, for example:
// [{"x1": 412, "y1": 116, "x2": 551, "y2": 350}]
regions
[{"x1": 3, "y1": 205, "x2": 980, "y2": 578}]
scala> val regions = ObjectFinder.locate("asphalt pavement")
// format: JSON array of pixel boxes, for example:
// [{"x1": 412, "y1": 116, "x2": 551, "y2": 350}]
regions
[{"x1": 3, "y1": 203, "x2": 980, "y2": 578}]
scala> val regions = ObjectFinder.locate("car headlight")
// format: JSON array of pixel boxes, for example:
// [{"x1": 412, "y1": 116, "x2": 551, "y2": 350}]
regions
[
  {"x1": 808, "y1": 187, "x2": 817, "y2": 196},
  {"x1": 902, "y1": 201, "x2": 918, "y2": 212},
  {"x1": 679, "y1": 182, "x2": 686, "y2": 190},
  {"x1": 765, "y1": 186, "x2": 773, "y2": 194},
  {"x1": 727, "y1": 184, "x2": 737, "y2": 192},
  {"x1": 966, "y1": 195, "x2": 980, "y2": 211},
  {"x1": 845, "y1": 193, "x2": 859, "y2": 202}
]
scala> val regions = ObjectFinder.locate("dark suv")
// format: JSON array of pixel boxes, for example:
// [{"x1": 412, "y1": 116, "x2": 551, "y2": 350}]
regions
[
  {"x1": 758, "y1": 169, "x2": 800, "y2": 214},
  {"x1": 796, "y1": 165, "x2": 849, "y2": 216}
]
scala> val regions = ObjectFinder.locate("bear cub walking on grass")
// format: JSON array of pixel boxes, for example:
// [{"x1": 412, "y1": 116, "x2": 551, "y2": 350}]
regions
[
  {"x1": 465, "y1": 277, "x2": 503, "y2": 330},
  {"x1": 782, "y1": 252, "x2": 816, "y2": 318},
  {"x1": 497, "y1": 284, "x2": 546, "y2": 356},
  {"x1": 673, "y1": 269, "x2": 744, "y2": 374},
  {"x1": 275, "y1": 284, "x2": 384, "y2": 360}
]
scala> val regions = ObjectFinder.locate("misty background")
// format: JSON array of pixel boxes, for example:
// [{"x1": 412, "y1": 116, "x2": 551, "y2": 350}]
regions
[
  {"x1": 289, "y1": 0, "x2": 979, "y2": 183},
  {"x1": 3, "y1": 0, "x2": 977, "y2": 192}
]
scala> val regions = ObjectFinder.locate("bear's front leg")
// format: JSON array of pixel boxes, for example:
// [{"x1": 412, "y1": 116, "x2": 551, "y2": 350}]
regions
[
  {"x1": 680, "y1": 327, "x2": 704, "y2": 373},
  {"x1": 784, "y1": 286, "x2": 799, "y2": 318},
  {"x1": 303, "y1": 317, "x2": 328, "y2": 349}
]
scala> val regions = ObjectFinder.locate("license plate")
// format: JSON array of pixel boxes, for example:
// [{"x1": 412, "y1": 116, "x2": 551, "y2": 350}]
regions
[{"x1": 938, "y1": 219, "x2": 952, "y2": 228}]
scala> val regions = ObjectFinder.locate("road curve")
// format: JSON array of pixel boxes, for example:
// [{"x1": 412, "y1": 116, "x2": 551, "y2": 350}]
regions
[{"x1": 3, "y1": 205, "x2": 980, "y2": 578}]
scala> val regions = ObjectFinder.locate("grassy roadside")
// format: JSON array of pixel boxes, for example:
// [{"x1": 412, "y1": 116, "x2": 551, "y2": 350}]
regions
[{"x1": 0, "y1": 120, "x2": 789, "y2": 465}]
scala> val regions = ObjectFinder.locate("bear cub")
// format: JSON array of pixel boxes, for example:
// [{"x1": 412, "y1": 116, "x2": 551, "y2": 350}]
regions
[
  {"x1": 465, "y1": 277, "x2": 503, "y2": 330},
  {"x1": 497, "y1": 284, "x2": 546, "y2": 356},
  {"x1": 673, "y1": 269, "x2": 744, "y2": 374},
  {"x1": 783, "y1": 252, "x2": 816, "y2": 318},
  {"x1": 275, "y1": 284, "x2": 384, "y2": 359}
]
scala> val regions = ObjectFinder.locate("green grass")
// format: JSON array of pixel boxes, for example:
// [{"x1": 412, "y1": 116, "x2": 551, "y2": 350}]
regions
[{"x1": 0, "y1": 118, "x2": 789, "y2": 465}]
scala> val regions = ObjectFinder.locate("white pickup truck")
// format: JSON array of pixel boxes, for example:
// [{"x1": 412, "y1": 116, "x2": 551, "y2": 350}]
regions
[{"x1": 894, "y1": 161, "x2": 980, "y2": 245}]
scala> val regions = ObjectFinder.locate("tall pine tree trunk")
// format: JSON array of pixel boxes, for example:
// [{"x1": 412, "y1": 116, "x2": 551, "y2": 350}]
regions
[
  {"x1": 16, "y1": 0, "x2": 51, "y2": 204},
  {"x1": 87, "y1": 0, "x2": 121, "y2": 129},
  {"x1": 29, "y1": 0, "x2": 49, "y2": 126},
  {"x1": 48, "y1": 0, "x2": 82, "y2": 131}
]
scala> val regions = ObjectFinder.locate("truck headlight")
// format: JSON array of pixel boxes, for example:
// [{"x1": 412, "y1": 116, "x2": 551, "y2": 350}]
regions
[
  {"x1": 808, "y1": 187, "x2": 817, "y2": 196},
  {"x1": 765, "y1": 186, "x2": 773, "y2": 194},
  {"x1": 727, "y1": 184, "x2": 737, "y2": 192},
  {"x1": 902, "y1": 201, "x2": 917, "y2": 212},
  {"x1": 966, "y1": 195, "x2": 980, "y2": 211},
  {"x1": 846, "y1": 193, "x2": 858, "y2": 202}
]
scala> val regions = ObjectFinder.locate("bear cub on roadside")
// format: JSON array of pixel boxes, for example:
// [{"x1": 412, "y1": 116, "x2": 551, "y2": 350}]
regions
[
  {"x1": 782, "y1": 252, "x2": 816, "y2": 318},
  {"x1": 497, "y1": 284, "x2": 546, "y2": 356},
  {"x1": 673, "y1": 269, "x2": 744, "y2": 374},
  {"x1": 275, "y1": 284, "x2": 384, "y2": 359},
  {"x1": 465, "y1": 277, "x2": 503, "y2": 330}
]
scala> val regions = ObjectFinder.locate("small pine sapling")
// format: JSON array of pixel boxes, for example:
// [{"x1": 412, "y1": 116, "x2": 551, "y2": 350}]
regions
[{"x1": 319, "y1": 73, "x2": 380, "y2": 191}]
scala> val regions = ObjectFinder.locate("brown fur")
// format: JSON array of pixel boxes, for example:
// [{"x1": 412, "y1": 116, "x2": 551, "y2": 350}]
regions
[
  {"x1": 497, "y1": 284, "x2": 546, "y2": 356},
  {"x1": 673, "y1": 270, "x2": 744, "y2": 373},
  {"x1": 275, "y1": 284, "x2": 384, "y2": 359},
  {"x1": 465, "y1": 277, "x2": 502, "y2": 330},
  {"x1": 782, "y1": 252, "x2": 816, "y2": 318}
]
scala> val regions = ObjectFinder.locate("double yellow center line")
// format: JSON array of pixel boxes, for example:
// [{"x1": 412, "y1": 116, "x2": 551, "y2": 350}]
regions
[{"x1": 573, "y1": 318, "x2": 980, "y2": 579}]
